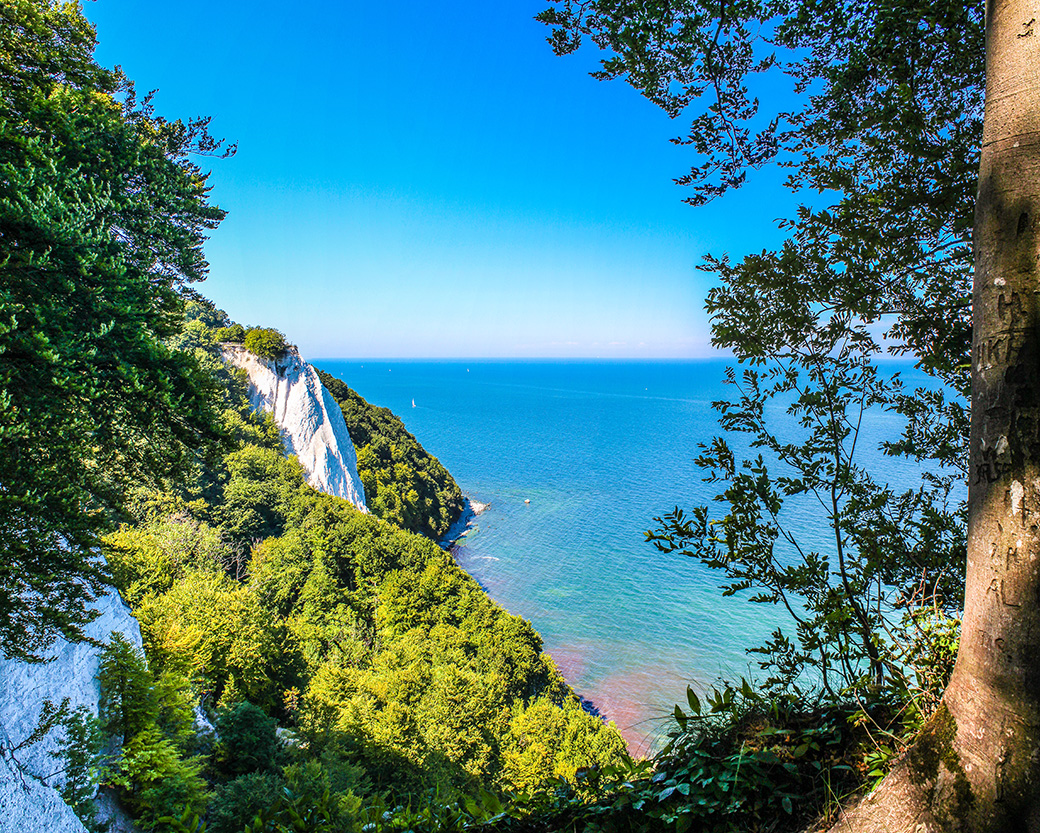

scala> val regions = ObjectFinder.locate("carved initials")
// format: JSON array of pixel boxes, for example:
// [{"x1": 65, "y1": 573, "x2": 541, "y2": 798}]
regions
[
  {"x1": 991, "y1": 337, "x2": 1005, "y2": 363},
  {"x1": 998, "y1": 291, "x2": 1025, "y2": 324},
  {"x1": 977, "y1": 630, "x2": 1015, "y2": 663},
  {"x1": 976, "y1": 448, "x2": 1002, "y2": 483},
  {"x1": 976, "y1": 336, "x2": 1008, "y2": 367},
  {"x1": 1007, "y1": 545, "x2": 1020, "y2": 569},
  {"x1": 987, "y1": 577, "x2": 1021, "y2": 607}
]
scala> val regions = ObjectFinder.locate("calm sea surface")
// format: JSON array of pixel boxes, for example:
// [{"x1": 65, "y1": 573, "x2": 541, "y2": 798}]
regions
[{"x1": 316, "y1": 359, "x2": 945, "y2": 753}]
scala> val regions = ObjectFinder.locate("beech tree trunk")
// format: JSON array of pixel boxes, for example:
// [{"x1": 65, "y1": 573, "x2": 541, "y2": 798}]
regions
[{"x1": 831, "y1": 1, "x2": 1040, "y2": 830}]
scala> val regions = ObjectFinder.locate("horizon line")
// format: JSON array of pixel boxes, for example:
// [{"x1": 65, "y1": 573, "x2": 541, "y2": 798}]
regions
[{"x1": 308, "y1": 355, "x2": 731, "y2": 362}]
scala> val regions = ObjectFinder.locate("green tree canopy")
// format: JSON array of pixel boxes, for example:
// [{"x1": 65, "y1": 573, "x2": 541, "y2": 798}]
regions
[
  {"x1": 539, "y1": 0, "x2": 980, "y2": 401},
  {"x1": 243, "y1": 327, "x2": 290, "y2": 361},
  {"x1": 0, "y1": 0, "x2": 230, "y2": 660}
]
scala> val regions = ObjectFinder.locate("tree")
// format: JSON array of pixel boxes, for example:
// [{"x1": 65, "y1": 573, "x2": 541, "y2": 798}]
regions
[
  {"x1": 836, "y1": 2, "x2": 1040, "y2": 828},
  {"x1": 542, "y1": 0, "x2": 979, "y2": 706},
  {"x1": 243, "y1": 327, "x2": 290, "y2": 361},
  {"x1": 0, "y1": 0, "x2": 230, "y2": 659},
  {"x1": 97, "y1": 632, "x2": 159, "y2": 747},
  {"x1": 538, "y1": 0, "x2": 981, "y2": 432},
  {"x1": 213, "y1": 701, "x2": 280, "y2": 779},
  {"x1": 540, "y1": 0, "x2": 1040, "y2": 826}
]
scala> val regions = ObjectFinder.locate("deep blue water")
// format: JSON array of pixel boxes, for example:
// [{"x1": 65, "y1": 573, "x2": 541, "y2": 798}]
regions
[{"x1": 316, "y1": 359, "x2": 946, "y2": 752}]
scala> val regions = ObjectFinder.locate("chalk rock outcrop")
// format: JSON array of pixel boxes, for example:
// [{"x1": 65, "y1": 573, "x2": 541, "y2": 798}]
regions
[
  {"x1": 0, "y1": 751, "x2": 87, "y2": 833},
  {"x1": 0, "y1": 589, "x2": 143, "y2": 833},
  {"x1": 221, "y1": 345, "x2": 367, "y2": 511}
]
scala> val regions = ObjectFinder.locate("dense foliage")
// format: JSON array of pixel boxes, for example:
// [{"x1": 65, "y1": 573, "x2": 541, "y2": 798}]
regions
[
  {"x1": 215, "y1": 323, "x2": 246, "y2": 344},
  {"x1": 66, "y1": 308, "x2": 625, "y2": 828},
  {"x1": 525, "y1": 0, "x2": 984, "y2": 828},
  {"x1": 174, "y1": 311, "x2": 465, "y2": 540},
  {"x1": 97, "y1": 634, "x2": 209, "y2": 831},
  {"x1": 143, "y1": 683, "x2": 915, "y2": 833},
  {"x1": 242, "y1": 328, "x2": 290, "y2": 361},
  {"x1": 0, "y1": 0, "x2": 230, "y2": 660},
  {"x1": 317, "y1": 369, "x2": 465, "y2": 539},
  {"x1": 7, "y1": 0, "x2": 987, "y2": 830},
  {"x1": 0, "y1": 12, "x2": 621, "y2": 802}
]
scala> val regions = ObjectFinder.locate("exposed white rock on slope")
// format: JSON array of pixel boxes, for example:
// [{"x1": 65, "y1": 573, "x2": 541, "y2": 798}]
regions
[
  {"x1": 0, "y1": 751, "x2": 87, "y2": 833},
  {"x1": 0, "y1": 589, "x2": 143, "y2": 833},
  {"x1": 222, "y1": 345, "x2": 367, "y2": 511}
]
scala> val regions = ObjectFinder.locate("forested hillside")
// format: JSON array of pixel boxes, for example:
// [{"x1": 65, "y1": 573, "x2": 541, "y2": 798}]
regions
[
  {"x1": 87, "y1": 303, "x2": 629, "y2": 831},
  {"x1": 0, "y1": 5, "x2": 627, "y2": 828},
  {"x1": 210, "y1": 324, "x2": 465, "y2": 539},
  {"x1": 316, "y1": 369, "x2": 465, "y2": 540}
]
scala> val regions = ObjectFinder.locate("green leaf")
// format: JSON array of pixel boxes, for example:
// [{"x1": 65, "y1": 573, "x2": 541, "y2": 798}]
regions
[{"x1": 657, "y1": 785, "x2": 678, "y2": 802}]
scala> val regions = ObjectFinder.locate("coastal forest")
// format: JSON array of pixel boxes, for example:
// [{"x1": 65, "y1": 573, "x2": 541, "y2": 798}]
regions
[
  {"x1": 2, "y1": 0, "x2": 1038, "y2": 832},
  {"x1": 101, "y1": 303, "x2": 628, "y2": 831},
  {"x1": 0, "y1": 3, "x2": 625, "y2": 829}
]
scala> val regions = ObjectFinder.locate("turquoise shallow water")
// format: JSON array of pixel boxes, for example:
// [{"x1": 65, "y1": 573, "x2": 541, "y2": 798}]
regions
[{"x1": 316, "y1": 359, "x2": 941, "y2": 753}]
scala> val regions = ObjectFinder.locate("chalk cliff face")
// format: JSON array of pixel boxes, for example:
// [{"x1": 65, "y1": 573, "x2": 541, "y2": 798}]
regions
[
  {"x1": 221, "y1": 345, "x2": 368, "y2": 512},
  {"x1": 0, "y1": 753, "x2": 87, "y2": 833},
  {"x1": 0, "y1": 590, "x2": 143, "y2": 833}
]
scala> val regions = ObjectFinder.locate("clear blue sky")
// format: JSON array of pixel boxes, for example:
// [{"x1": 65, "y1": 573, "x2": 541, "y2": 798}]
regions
[{"x1": 85, "y1": 0, "x2": 798, "y2": 358}]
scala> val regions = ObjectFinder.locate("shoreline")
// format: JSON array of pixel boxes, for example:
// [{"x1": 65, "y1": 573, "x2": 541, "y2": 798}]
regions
[
  {"x1": 439, "y1": 496, "x2": 490, "y2": 549},
  {"x1": 439, "y1": 496, "x2": 633, "y2": 753}
]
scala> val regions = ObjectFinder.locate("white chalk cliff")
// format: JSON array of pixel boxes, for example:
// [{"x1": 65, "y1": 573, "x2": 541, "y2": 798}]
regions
[
  {"x1": 0, "y1": 591, "x2": 143, "y2": 833},
  {"x1": 221, "y1": 344, "x2": 367, "y2": 512}
]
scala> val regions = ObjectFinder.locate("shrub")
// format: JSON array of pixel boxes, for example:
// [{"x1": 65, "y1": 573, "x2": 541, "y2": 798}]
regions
[
  {"x1": 214, "y1": 702, "x2": 281, "y2": 779},
  {"x1": 106, "y1": 727, "x2": 209, "y2": 831},
  {"x1": 207, "y1": 772, "x2": 285, "y2": 833},
  {"x1": 241, "y1": 759, "x2": 363, "y2": 833},
  {"x1": 52, "y1": 707, "x2": 104, "y2": 831},
  {"x1": 244, "y1": 327, "x2": 289, "y2": 360},
  {"x1": 215, "y1": 323, "x2": 246, "y2": 343}
]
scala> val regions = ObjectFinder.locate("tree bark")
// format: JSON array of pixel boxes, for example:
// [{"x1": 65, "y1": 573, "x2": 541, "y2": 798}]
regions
[{"x1": 831, "y1": 1, "x2": 1040, "y2": 830}]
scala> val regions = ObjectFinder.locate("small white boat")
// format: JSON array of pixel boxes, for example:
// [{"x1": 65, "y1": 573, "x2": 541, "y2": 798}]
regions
[{"x1": 411, "y1": 398, "x2": 416, "y2": 408}]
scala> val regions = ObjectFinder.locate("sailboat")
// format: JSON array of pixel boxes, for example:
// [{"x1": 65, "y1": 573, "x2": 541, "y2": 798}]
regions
[{"x1": 411, "y1": 398, "x2": 415, "y2": 408}]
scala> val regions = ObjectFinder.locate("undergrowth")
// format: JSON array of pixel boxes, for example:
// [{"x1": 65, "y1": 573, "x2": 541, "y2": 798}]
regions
[{"x1": 156, "y1": 678, "x2": 934, "y2": 833}]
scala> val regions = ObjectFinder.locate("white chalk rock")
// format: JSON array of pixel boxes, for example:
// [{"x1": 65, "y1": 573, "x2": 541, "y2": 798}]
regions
[
  {"x1": 0, "y1": 750, "x2": 88, "y2": 833},
  {"x1": 222, "y1": 345, "x2": 367, "y2": 511},
  {"x1": 0, "y1": 588, "x2": 142, "y2": 833}
]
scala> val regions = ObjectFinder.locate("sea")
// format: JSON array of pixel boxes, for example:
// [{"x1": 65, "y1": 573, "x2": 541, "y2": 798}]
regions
[{"x1": 315, "y1": 358, "x2": 949, "y2": 754}]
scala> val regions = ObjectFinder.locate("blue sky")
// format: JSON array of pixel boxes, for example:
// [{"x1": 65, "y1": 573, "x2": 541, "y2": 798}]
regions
[{"x1": 85, "y1": 0, "x2": 799, "y2": 358}]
